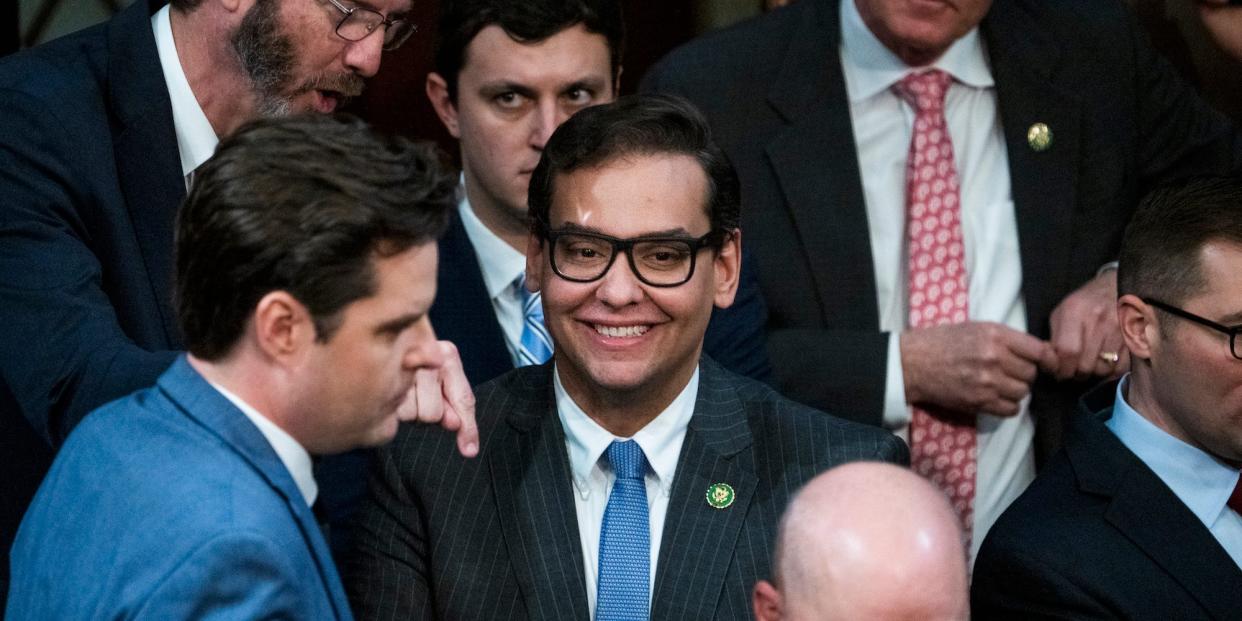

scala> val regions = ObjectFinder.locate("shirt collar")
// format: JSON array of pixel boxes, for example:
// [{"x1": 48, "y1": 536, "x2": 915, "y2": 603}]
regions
[
  {"x1": 152, "y1": 4, "x2": 219, "y2": 179},
  {"x1": 208, "y1": 380, "x2": 319, "y2": 507},
  {"x1": 1108, "y1": 375, "x2": 1241, "y2": 527},
  {"x1": 554, "y1": 365, "x2": 699, "y2": 492},
  {"x1": 457, "y1": 178, "x2": 528, "y2": 299},
  {"x1": 839, "y1": 0, "x2": 994, "y2": 103}
]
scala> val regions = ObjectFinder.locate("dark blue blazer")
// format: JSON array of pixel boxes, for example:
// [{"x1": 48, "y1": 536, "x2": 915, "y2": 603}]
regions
[
  {"x1": 430, "y1": 210, "x2": 774, "y2": 387},
  {"x1": 972, "y1": 383, "x2": 1242, "y2": 620},
  {"x1": 0, "y1": 0, "x2": 181, "y2": 599},
  {"x1": 6, "y1": 357, "x2": 353, "y2": 620}
]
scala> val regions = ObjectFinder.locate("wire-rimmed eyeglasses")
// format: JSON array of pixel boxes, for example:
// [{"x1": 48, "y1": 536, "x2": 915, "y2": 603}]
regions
[{"x1": 325, "y1": 0, "x2": 416, "y2": 51}]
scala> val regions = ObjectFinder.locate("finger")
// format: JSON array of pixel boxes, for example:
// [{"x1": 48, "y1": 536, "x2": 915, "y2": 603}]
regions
[
  {"x1": 1092, "y1": 325, "x2": 1127, "y2": 378},
  {"x1": 437, "y1": 341, "x2": 479, "y2": 458},
  {"x1": 413, "y1": 367, "x2": 444, "y2": 424},
  {"x1": 982, "y1": 397, "x2": 1022, "y2": 418},
  {"x1": 994, "y1": 374, "x2": 1031, "y2": 405},
  {"x1": 998, "y1": 351, "x2": 1039, "y2": 384},
  {"x1": 998, "y1": 326, "x2": 1055, "y2": 365},
  {"x1": 395, "y1": 382, "x2": 420, "y2": 423},
  {"x1": 1049, "y1": 317, "x2": 1085, "y2": 380},
  {"x1": 1075, "y1": 313, "x2": 1111, "y2": 379}
]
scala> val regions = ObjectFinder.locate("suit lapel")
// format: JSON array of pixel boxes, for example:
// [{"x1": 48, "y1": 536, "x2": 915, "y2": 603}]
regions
[
  {"x1": 1068, "y1": 406, "x2": 1242, "y2": 619},
  {"x1": 651, "y1": 361, "x2": 758, "y2": 621},
  {"x1": 489, "y1": 365, "x2": 590, "y2": 621},
  {"x1": 157, "y1": 357, "x2": 352, "y2": 619},
  {"x1": 431, "y1": 211, "x2": 515, "y2": 385},
  {"x1": 982, "y1": 0, "x2": 1082, "y2": 329},
  {"x1": 107, "y1": 0, "x2": 187, "y2": 347},
  {"x1": 763, "y1": 0, "x2": 878, "y2": 330}
]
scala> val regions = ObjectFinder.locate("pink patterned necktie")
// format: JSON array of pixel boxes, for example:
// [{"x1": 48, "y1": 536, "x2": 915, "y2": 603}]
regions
[{"x1": 893, "y1": 69, "x2": 977, "y2": 545}]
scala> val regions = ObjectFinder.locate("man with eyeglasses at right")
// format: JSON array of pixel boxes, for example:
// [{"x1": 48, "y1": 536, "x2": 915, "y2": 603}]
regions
[
  {"x1": 0, "y1": 0, "x2": 477, "y2": 603},
  {"x1": 972, "y1": 176, "x2": 1242, "y2": 620}
]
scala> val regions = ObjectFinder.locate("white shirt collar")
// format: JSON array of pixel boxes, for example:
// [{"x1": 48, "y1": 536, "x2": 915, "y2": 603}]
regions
[
  {"x1": 554, "y1": 365, "x2": 699, "y2": 494},
  {"x1": 152, "y1": 4, "x2": 218, "y2": 179},
  {"x1": 1108, "y1": 375, "x2": 1241, "y2": 528},
  {"x1": 840, "y1": 0, "x2": 994, "y2": 103},
  {"x1": 457, "y1": 178, "x2": 527, "y2": 299},
  {"x1": 208, "y1": 380, "x2": 319, "y2": 507}
]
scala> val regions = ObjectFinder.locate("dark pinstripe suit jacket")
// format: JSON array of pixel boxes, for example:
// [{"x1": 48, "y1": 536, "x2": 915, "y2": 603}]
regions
[{"x1": 345, "y1": 357, "x2": 908, "y2": 620}]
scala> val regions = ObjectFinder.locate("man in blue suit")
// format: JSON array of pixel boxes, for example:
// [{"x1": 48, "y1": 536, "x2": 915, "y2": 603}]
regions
[
  {"x1": 423, "y1": 0, "x2": 771, "y2": 386},
  {"x1": 0, "y1": 0, "x2": 467, "y2": 591},
  {"x1": 6, "y1": 115, "x2": 473, "y2": 619}
]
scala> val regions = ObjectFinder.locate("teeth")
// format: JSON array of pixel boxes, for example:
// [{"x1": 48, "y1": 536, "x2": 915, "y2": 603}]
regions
[{"x1": 594, "y1": 325, "x2": 649, "y2": 338}]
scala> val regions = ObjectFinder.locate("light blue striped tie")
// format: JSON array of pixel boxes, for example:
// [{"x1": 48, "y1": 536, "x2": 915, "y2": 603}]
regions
[
  {"x1": 515, "y1": 274, "x2": 553, "y2": 366},
  {"x1": 596, "y1": 440, "x2": 650, "y2": 620}
]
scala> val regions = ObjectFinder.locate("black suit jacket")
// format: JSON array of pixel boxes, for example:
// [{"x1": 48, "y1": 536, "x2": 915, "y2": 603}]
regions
[
  {"x1": 642, "y1": 0, "x2": 1241, "y2": 429},
  {"x1": 0, "y1": 0, "x2": 181, "y2": 600},
  {"x1": 971, "y1": 383, "x2": 1242, "y2": 620},
  {"x1": 431, "y1": 210, "x2": 775, "y2": 386},
  {"x1": 344, "y1": 358, "x2": 907, "y2": 620}
]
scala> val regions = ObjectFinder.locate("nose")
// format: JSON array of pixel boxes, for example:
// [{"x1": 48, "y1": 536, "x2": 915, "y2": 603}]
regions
[
  {"x1": 594, "y1": 254, "x2": 646, "y2": 308},
  {"x1": 402, "y1": 317, "x2": 443, "y2": 372},
  {"x1": 343, "y1": 29, "x2": 385, "y2": 78},
  {"x1": 529, "y1": 100, "x2": 565, "y2": 151}
]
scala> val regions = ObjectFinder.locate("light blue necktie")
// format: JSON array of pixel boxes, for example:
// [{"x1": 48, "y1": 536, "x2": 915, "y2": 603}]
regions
[
  {"x1": 596, "y1": 440, "x2": 650, "y2": 620},
  {"x1": 515, "y1": 274, "x2": 553, "y2": 366}
]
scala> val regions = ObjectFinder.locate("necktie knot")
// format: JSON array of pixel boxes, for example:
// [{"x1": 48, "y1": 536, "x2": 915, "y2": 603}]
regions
[
  {"x1": 893, "y1": 69, "x2": 952, "y2": 114},
  {"x1": 606, "y1": 440, "x2": 646, "y2": 481}
]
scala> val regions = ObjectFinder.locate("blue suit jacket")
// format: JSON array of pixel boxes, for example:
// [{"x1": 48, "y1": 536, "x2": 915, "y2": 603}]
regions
[
  {"x1": 6, "y1": 357, "x2": 353, "y2": 620},
  {"x1": 430, "y1": 210, "x2": 774, "y2": 386}
]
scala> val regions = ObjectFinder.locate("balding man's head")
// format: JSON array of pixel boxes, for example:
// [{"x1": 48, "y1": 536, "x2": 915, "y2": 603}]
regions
[{"x1": 753, "y1": 462, "x2": 969, "y2": 621}]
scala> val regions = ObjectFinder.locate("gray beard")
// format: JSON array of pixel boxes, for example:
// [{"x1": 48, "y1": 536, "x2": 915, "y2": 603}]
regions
[{"x1": 231, "y1": 0, "x2": 295, "y2": 118}]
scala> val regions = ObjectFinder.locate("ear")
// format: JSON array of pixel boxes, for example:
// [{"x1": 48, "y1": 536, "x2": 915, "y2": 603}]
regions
[
  {"x1": 426, "y1": 72, "x2": 462, "y2": 139},
  {"x1": 752, "y1": 580, "x2": 783, "y2": 621},
  {"x1": 218, "y1": 0, "x2": 248, "y2": 15},
  {"x1": 525, "y1": 231, "x2": 546, "y2": 292},
  {"x1": 1118, "y1": 294, "x2": 1158, "y2": 362},
  {"x1": 712, "y1": 229, "x2": 742, "y2": 309},
  {"x1": 252, "y1": 291, "x2": 317, "y2": 364}
]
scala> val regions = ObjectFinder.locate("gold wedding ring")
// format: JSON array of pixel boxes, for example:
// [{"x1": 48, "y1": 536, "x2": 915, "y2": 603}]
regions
[{"x1": 1099, "y1": 351, "x2": 1120, "y2": 364}]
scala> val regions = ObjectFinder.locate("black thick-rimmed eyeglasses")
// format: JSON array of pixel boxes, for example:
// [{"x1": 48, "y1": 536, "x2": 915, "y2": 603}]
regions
[
  {"x1": 325, "y1": 0, "x2": 416, "y2": 51},
  {"x1": 544, "y1": 229, "x2": 726, "y2": 288},
  {"x1": 1144, "y1": 297, "x2": 1242, "y2": 360}
]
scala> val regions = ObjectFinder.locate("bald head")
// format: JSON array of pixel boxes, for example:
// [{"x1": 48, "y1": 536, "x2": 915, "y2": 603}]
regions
[{"x1": 753, "y1": 463, "x2": 969, "y2": 621}]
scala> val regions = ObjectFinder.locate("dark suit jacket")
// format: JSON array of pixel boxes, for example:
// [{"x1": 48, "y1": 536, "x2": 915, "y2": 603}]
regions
[
  {"x1": 0, "y1": 0, "x2": 181, "y2": 600},
  {"x1": 344, "y1": 357, "x2": 907, "y2": 620},
  {"x1": 7, "y1": 357, "x2": 353, "y2": 620},
  {"x1": 971, "y1": 383, "x2": 1242, "y2": 620},
  {"x1": 431, "y1": 210, "x2": 774, "y2": 386},
  {"x1": 642, "y1": 0, "x2": 1241, "y2": 430}
]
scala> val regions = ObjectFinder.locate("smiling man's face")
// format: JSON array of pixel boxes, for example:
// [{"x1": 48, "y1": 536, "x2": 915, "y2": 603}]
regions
[
  {"x1": 526, "y1": 153, "x2": 740, "y2": 412},
  {"x1": 854, "y1": 0, "x2": 992, "y2": 66}
]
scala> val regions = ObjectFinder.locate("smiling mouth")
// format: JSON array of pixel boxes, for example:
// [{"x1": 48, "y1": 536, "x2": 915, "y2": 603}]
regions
[{"x1": 594, "y1": 324, "x2": 650, "y2": 338}]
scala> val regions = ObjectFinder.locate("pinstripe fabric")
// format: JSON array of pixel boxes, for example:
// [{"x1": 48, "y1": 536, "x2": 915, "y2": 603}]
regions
[{"x1": 344, "y1": 357, "x2": 908, "y2": 620}]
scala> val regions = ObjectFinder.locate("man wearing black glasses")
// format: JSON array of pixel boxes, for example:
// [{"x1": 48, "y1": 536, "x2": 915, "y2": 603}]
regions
[
  {"x1": 346, "y1": 95, "x2": 907, "y2": 621},
  {"x1": 0, "y1": 0, "x2": 472, "y2": 602},
  {"x1": 973, "y1": 176, "x2": 1242, "y2": 620}
]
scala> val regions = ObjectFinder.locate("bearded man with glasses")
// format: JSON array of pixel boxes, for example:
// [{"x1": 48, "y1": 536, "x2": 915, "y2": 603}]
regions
[
  {"x1": 345, "y1": 95, "x2": 907, "y2": 621},
  {"x1": 973, "y1": 176, "x2": 1242, "y2": 620},
  {"x1": 0, "y1": 0, "x2": 476, "y2": 603}
]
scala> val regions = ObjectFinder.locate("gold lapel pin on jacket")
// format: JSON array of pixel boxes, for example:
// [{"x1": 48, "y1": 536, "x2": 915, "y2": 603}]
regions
[
  {"x1": 1028, "y1": 123, "x2": 1052, "y2": 152},
  {"x1": 706, "y1": 483, "x2": 735, "y2": 509}
]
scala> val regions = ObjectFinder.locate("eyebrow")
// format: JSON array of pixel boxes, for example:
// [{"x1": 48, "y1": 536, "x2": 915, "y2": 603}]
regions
[
  {"x1": 374, "y1": 313, "x2": 421, "y2": 336},
  {"x1": 556, "y1": 222, "x2": 694, "y2": 237}
]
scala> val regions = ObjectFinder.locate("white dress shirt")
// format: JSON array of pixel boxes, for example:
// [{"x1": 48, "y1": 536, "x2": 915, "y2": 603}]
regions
[
  {"x1": 840, "y1": 0, "x2": 1035, "y2": 562},
  {"x1": 555, "y1": 365, "x2": 698, "y2": 616},
  {"x1": 1108, "y1": 376, "x2": 1242, "y2": 568},
  {"x1": 208, "y1": 381, "x2": 318, "y2": 507},
  {"x1": 457, "y1": 187, "x2": 530, "y2": 366},
  {"x1": 151, "y1": 4, "x2": 217, "y2": 189}
]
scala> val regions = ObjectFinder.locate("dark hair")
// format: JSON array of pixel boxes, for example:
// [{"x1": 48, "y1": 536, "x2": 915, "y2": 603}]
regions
[
  {"x1": 170, "y1": 0, "x2": 203, "y2": 11},
  {"x1": 528, "y1": 94, "x2": 741, "y2": 241},
  {"x1": 175, "y1": 115, "x2": 455, "y2": 360},
  {"x1": 1118, "y1": 176, "x2": 1242, "y2": 305},
  {"x1": 434, "y1": 0, "x2": 624, "y2": 101}
]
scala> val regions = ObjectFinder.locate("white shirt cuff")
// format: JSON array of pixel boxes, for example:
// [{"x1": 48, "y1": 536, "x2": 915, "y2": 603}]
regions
[{"x1": 882, "y1": 331, "x2": 912, "y2": 429}]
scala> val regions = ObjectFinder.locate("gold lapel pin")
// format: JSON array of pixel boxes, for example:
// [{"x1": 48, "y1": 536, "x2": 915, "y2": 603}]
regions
[
  {"x1": 706, "y1": 483, "x2": 735, "y2": 509},
  {"x1": 1027, "y1": 123, "x2": 1053, "y2": 152}
]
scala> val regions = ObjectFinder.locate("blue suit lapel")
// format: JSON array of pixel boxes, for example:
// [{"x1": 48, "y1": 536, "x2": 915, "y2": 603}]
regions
[
  {"x1": 156, "y1": 357, "x2": 352, "y2": 619},
  {"x1": 106, "y1": 0, "x2": 187, "y2": 348},
  {"x1": 430, "y1": 211, "x2": 514, "y2": 385},
  {"x1": 651, "y1": 360, "x2": 758, "y2": 621},
  {"x1": 488, "y1": 363, "x2": 590, "y2": 620}
]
